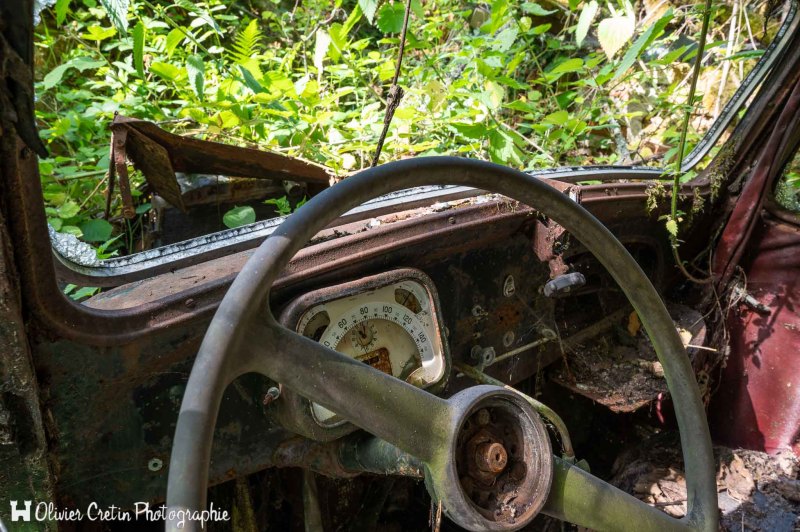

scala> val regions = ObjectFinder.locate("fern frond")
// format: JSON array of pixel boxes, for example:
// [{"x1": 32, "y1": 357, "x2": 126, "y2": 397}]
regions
[{"x1": 230, "y1": 19, "x2": 262, "y2": 66}]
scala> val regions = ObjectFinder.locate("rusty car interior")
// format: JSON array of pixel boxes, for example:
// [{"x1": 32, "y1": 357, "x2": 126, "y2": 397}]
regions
[{"x1": 2, "y1": 1, "x2": 800, "y2": 531}]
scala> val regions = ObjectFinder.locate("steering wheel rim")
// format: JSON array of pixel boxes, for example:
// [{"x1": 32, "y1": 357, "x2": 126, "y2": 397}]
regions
[{"x1": 166, "y1": 157, "x2": 717, "y2": 531}]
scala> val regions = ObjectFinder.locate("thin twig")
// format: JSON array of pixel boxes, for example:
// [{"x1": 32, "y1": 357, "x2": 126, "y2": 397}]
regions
[
  {"x1": 371, "y1": 0, "x2": 413, "y2": 167},
  {"x1": 670, "y1": 0, "x2": 714, "y2": 285}
]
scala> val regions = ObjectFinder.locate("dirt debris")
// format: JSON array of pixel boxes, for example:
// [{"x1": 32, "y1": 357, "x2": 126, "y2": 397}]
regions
[{"x1": 611, "y1": 435, "x2": 800, "y2": 531}]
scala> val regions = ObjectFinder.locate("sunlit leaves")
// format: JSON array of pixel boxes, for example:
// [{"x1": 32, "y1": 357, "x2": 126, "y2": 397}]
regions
[
  {"x1": 521, "y1": 2, "x2": 556, "y2": 16},
  {"x1": 99, "y1": 0, "x2": 129, "y2": 33},
  {"x1": 223, "y1": 206, "x2": 256, "y2": 228},
  {"x1": 186, "y1": 55, "x2": 204, "y2": 99},
  {"x1": 377, "y1": 2, "x2": 406, "y2": 34},
  {"x1": 79, "y1": 219, "x2": 114, "y2": 242},
  {"x1": 597, "y1": 1, "x2": 635, "y2": 59},
  {"x1": 165, "y1": 28, "x2": 185, "y2": 57},
  {"x1": 230, "y1": 19, "x2": 262, "y2": 75},
  {"x1": 132, "y1": 21, "x2": 145, "y2": 77},
  {"x1": 55, "y1": 0, "x2": 70, "y2": 25},
  {"x1": 42, "y1": 57, "x2": 104, "y2": 90},
  {"x1": 613, "y1": 9, "x2": 673, "y2": 80},
  {"x1": 359, "y1": 0, "x2": 379, "y2": 24},
  {"x1": 148, "y1": 61, "x2": 184, "y2": 81},
  {"x1": 83, "y1": 25, "x2": 117, "y2": 41},
  {"x1": 314, "y1": 29, "x2": 331, "y2": 78},
  {"x1": 575, "y1": 0, "x2": 598, "y2": 46},
  {"x1": 488, "y1": 128, "x2": 522, "y2": 166},
  {"x1": 58, "y1": 201, "x2": 81, "y2": 219},
  {"x1": 543, "y1": 110, "x2": 569, "y2": 126}
]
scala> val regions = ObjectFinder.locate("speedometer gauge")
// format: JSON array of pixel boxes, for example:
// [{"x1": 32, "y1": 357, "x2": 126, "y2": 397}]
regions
[{"x1": 281, "y1": 269, "x2": 449, "y2": 429}]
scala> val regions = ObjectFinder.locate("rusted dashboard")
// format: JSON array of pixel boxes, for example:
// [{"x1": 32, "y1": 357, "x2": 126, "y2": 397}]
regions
[{"x1": 38, "y1": 185, "x2": 675, "y2": 510}]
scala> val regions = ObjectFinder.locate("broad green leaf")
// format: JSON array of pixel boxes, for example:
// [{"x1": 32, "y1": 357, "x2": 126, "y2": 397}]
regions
[
  {"x1": 70, "y1": 286, "x2": 99, "y2": 300},
  {"x1": 135, "y1": 203, "x2": 151, "y2": 214},
  {"x1": 55, "y1": 0, "x2": 70, "y2": 25},
  {"x1": 522, "y1": 2, "x2": 557, "y2": 15},
  {"x1": 314, "y1": 29, "x2": 331, "y2": 75},
  {"x1": 132, "y1": 21, "x2": 145, "y2": 78},
  {"x1": 80, "y1": 219, "x2": 113, "y2": 242},
  {"x1": 575, "y1": 0, "x2": 598, "y2": 46},
  {"x1": 666, "y1": 218, "x2": 678, "y2": 237},
  {"x1": 48, "y1": 217, "x2": 63, "y2": 231},
  {"x1": 165, "y1": 28, "x2": 185, "y2": 57},
  {"x1": 495, "y1": 76, "x2": 528, "y2": 90},
  {"x1": 61, "y1": 226, "x2": 82, "y2": 237},
  {"x1": 504, "y1": 99, "x2": 537, "y2": 113},
  {"x1": 488, "y1": 128, "x2": 522, "y2": 166},
  {"x1": 597, "y1": 2, "x2": 635, "y2": 59},
  {"x1": 532, "y1": 23, "x2": 551, "y2": 34},
  {"x1": 480, "y1": 81, "x2": 505, "y2": 111},
  {"x1": 43, "y1": 64, "x2": 72, "y2": 90},
  {"x1": 494, "y1": 27, "x2": 518, "y2": 52},
  {"x1": 547, "y1": 57, "x2": 584, "y2": 78},
  {"x1": 377, "y1": 2, "x2": 406, "y2": 34},
  {"x1": 543, "y1": 110, "x2": 569, "y2": 126},
  {"x1": 186, "y1": 54, "x2": 205, "y2": 99},
  {"x1": 451, "y1": 122, "x2": 487, "y2": 139},
  {"x1": 239, "y1": 66, "x2": 265, "y2": 93},
  {"x1": 613, "y1": 10, "x2": 672, "y2": 80},
  {"x1": 359, "y1": 0, "x2": 379, "y2": 24},
  {"x1": 57, "y1": 201, "x2": 80, "y2": 219},
  {"x1": 98, "y1": 0, "x2": 129, "y2": 33},
  {"x1": 218, "y1": 110, "x2": 240, "y2": 128},
  {"x1": 264, "y1": 197, "x2": 292, "y2": 216},
  {"x1": 83, "y1": 25, "x2": 117, "y2": 41},
  {"x1": 411, "y1": 0, "x2": 424, "y2": 18},
  {"x1": 424, "y1": 80, "x2": 447, "y2": 111},
  {"x1": 343, "y1": 5, "x2": 363, "y2": 35},
  {"x1": 328, "y1": 23, "x2": 347, "y2": 61},
  {"x1": 223, "y1": 206, "x2": 256, "y2": 228},
  {"x1": 149, "y1": 61, "x2": 184, "y2": 82}
]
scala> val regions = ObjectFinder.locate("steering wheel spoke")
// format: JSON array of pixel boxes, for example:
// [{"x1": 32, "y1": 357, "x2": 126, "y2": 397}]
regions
[
  {"x1": 248, "y1": 321, "x2": 452, "y2": 461},
  {"x1": 543, "y1": 457, "x2": 695, "y2": 532}
]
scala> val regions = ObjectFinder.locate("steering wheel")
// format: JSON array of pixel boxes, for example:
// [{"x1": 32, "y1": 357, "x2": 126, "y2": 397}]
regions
[{"x1": 166, "y1": 157, "x2": 717, "y2": 531}]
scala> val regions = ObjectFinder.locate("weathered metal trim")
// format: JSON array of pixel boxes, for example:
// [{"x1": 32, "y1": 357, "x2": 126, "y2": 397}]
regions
[
  {"x1": 50, "y1": 169, "x2": 693, "y2": 287},
  {"x1": 52, "y1": 185, "x2": 481, "y2": 286}
]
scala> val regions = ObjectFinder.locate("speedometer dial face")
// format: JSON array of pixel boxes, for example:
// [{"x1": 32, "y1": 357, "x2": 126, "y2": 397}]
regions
[{"x1": 292, "y1": 272, "x2": 447, "y2": 428}]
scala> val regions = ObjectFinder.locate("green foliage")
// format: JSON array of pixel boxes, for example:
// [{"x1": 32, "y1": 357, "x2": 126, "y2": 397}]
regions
[
  {"x1": 263, "y1": 196, "x2": 293, "y2": 216},
  {"x1": 33, "y1": 0, "x2": 777, "y2": 294},
  {"x1": 80, "y1": 219, "x2": 114, "y2": 242},
  {"x1": 575, "y1": 1, "x2": 598, "y2": 47},
  {"x1": 377, "y1": 2, "x2": 406, "y2": 34},
  {"x1": 223, "y1": 206, "x2": 257, "y2": 228}
]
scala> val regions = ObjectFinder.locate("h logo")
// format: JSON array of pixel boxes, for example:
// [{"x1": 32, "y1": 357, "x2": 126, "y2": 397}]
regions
[{"x1": 10, "y1": 501, "x2": 31, "y2": 522}]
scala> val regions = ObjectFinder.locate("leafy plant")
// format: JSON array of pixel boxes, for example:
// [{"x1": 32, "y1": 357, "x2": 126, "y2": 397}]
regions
[
  {"x1": 33, "y1": 0, "x2": 785, "y2": 295},
  {"x1": 223, "y1": 206, "x2": 256, "y2": 228}
]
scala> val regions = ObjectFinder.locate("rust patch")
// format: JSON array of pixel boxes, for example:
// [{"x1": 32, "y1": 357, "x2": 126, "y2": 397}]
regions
[{"x1": 108, "y1": 115, "x2": 332, "y2": 212}]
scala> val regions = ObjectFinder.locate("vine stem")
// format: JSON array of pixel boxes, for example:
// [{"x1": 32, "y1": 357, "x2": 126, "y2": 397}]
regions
[
  {"x1": 670, "y1": 0, "x2": 714, "y2": 284},
  {"x1": 371, "y1": 0, "x2": 413, "y2": 167}
]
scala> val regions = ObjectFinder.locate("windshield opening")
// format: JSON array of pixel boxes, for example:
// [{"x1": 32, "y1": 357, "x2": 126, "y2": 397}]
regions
[{"x1": 33, "y1": 0, "x2": 796, "y2": 296}]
